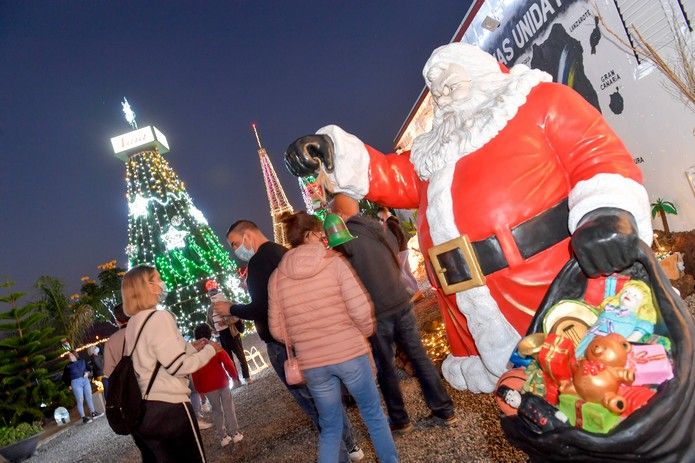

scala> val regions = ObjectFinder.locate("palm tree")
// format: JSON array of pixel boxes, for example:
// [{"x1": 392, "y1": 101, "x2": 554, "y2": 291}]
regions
[
  {"x1": 35, "y1": 276, "x2": 93, "y2": 348},
  {"x1": 651, "y1": 198, "x2": 678, "y2": 238}
]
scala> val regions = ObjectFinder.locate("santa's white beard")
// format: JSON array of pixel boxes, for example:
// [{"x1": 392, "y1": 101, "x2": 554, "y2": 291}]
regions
[
  {"x1": 411, "y1": 96, "x2": 494, "y2": 179},
  {"x1": 411, "y1": 95, "x2": 495, "y2": 180},
  {"x1": 410, "y1": 65, "x2": 553, "y2": 181}
]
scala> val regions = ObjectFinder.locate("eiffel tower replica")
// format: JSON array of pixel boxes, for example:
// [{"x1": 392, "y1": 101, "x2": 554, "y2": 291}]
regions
[{"x1": 252, "y1": 123, "x2": 294, "y2": 247}]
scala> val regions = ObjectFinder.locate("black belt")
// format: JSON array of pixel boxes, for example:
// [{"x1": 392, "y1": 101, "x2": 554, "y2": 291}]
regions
[{"x1": 428, "y1": 199, "x2": 569, "y2": 295}]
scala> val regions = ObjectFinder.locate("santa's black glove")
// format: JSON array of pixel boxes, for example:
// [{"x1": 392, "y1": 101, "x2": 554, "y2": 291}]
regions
[
  {"x1": 284, "y1": 134, "x2": 334, "y2": 177},
  {"x1": 571, "y1": 207, "x2": 639, "y2": 277}
]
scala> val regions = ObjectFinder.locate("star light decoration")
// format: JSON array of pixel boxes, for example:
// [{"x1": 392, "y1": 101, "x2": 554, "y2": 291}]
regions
[
  {"x1": 161, "y1": 226, "x2": 189, "y2": 251},
  {"x1": 128, "y1": 194, "x2": 150, "y2": 218}
]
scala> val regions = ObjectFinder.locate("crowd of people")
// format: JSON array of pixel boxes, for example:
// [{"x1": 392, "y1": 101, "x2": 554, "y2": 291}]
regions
[{"x1": 98, "y1": 194, "x2": 452, "y2": 463}]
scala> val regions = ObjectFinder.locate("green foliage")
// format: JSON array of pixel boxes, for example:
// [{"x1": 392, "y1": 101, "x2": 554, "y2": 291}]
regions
[
  {"x1": 399, "y1": 210, "x2": 418, "y2": 240},
  {"x1": 0, "y1": 284, "x2": 70, "y2": 427},
  {"x1": 0, "y1": 422, "x2": 43, "y2": 447},
  {"x1": 651, "y1": 198, "x2": 678, "y2": 237},
  {"x1": 36, "y1": 276, "x2": 93, "y2": 347},
  {"x1": 650, "y1": 198, "x2": 678, "y2": 218},
  {"x1": 78, "y1": 261, "x2": 126, "y2": 323},
  {"x1": 358, "y1": 199, "x2": 381, "y2": 219}
]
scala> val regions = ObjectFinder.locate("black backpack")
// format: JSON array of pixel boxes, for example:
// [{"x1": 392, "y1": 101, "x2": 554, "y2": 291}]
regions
[{"x1": 105, "y1": 311, "x2": 161, "y2": 435}]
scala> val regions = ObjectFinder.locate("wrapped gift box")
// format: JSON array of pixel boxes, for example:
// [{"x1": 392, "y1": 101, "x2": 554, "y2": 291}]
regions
[
  {"x1": 618, "y1": 384, "x2": 657, "y2": 417},
  {"x1": 558, "y1": 394, "x2": 621, "y2": 434},
  {"x1": 538, "y1": 334, "x2": 576, "y2": 385},
  {"x1": 629, "y1": 344, "x2": 674, "y2": 386},
  {"x1": 584, "y1": 274, "x2": 631, "y2": 306},
  {"x1": 523, "y1": 362, "x2": 547, "y2": 397}
]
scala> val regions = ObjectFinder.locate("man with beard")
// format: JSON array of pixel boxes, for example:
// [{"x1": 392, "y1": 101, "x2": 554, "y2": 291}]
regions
[{"x1": 285, "y1": 43, "x2": 652, "y2": 393}]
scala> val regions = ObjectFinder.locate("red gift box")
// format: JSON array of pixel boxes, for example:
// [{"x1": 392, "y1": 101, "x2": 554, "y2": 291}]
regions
[
  {"x1": 618, "y1": 384, "x2": 657, "y2": 417},
  {"x1": 538, "y1": 334, "x2": 576, "y2": 385},
  {"x1": 584, "y1": 274, "x2": 631, "y2": 306},
  {"x1": 629, "y1": 344, "x2": 674, "y2": 386}
]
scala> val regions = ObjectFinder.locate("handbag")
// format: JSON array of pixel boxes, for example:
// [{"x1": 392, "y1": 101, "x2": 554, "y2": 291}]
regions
[{"x1": 279, "y1": 306, "x2": 304, "y2": 385}]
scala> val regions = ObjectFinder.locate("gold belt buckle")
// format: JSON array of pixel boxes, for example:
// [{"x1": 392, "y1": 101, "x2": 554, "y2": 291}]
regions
[{"x1": 427, "y1": 235, "x2": 486, "y2": 295}]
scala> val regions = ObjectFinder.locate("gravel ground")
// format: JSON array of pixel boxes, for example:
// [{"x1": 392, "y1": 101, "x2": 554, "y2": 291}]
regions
[
  {"x1": 29, "y1": 291, "x2": 525, "y2": 462},
  {"x1": 27, "y1": 293, "x2": 695, "y2": 462},
  {"x1": 29, "y1": 368, "x2": 524, "y2": 463}
]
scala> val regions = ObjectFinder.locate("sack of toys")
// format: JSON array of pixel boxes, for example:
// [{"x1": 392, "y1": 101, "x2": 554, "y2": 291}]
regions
[{"x1": 496, "y1": 242, "x2": 695, "y2": 462}]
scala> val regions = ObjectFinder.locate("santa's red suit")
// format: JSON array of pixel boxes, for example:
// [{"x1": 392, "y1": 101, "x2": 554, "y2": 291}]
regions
[{"x1": 313, "y1": 46, "x2": 651, "y2": 392}]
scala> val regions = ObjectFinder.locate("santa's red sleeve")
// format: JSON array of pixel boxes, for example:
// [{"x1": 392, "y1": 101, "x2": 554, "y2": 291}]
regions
[
  {"x1": 316, "y1": 125, "x2": 420, "y2": 208},
  {"x1": 543, "y1": 84, "x2": 652, "y2": 244}
]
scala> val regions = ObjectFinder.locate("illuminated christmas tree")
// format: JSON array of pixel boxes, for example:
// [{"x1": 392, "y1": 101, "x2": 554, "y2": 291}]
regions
[{"x1": 111, "y1": 99, "x2": 246, "y2": 333}]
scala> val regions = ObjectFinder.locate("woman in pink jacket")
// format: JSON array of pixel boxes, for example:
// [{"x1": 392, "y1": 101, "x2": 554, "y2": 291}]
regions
[{"x1": 268, "y1": 212, "x2": 398, "y2": 463}]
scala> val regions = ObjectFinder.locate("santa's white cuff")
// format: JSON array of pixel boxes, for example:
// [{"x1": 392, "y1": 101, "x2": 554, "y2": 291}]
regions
[
  {"x1": 316, "y1": 125, "x2": 370, "y2": 199},
  {"x1": 568, "y1": 173, "x2": 653, "y2": 245}
]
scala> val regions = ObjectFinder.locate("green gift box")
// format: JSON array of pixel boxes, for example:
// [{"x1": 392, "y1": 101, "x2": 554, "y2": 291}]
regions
[
  {"x1": 558, "y1": 394, "x2": 621, "y2": 434},
  {"x1": 523, "y1": 362, "x2": 546, "y2": 397}
]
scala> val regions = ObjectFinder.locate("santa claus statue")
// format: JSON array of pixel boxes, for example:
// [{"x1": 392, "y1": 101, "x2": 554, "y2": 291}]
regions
[{"x1": 285, "y1": 43, "x2": 652, "y2": 392}]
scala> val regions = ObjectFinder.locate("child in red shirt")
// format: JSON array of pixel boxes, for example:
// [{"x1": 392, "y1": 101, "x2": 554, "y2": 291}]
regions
[{"x1": 192, "y1": 324, "x2": 243, "y2": 447}]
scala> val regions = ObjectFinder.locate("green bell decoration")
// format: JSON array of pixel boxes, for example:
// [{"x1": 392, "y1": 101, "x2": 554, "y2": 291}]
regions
[{"x1": 324, "y1": 213, "x2": 356, "y2": 248}]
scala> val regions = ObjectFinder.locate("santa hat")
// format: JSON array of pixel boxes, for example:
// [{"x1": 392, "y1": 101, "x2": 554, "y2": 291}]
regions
[{"x1": 423, "y1": 43, "x2": 502, "y2": 87}]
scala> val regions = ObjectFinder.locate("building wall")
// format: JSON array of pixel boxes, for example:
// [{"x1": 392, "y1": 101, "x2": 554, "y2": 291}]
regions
[{"x1": 396, "y1": 0, "x2": 695, "y2": 232}]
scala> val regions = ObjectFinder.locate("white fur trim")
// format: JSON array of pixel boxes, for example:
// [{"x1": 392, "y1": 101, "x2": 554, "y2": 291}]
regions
[
  {"x1": 568, "y1": 173, "x2": 653, "y2": 245},
  {"x1": 442, "y1": 354, "x2": 498, "y2": 393},
  {"x1": 315, "y1": 125, "x2": 370, "y2": 199},
  {"x1": 427, "y1": 166, "x2": 520, "y2": 392},
  {"x1": 456, "y1": 288, "x2": 521, "y2": 376}
]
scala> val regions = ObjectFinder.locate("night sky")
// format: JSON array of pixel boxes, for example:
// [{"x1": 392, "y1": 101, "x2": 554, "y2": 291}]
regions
[{"x1": 1, "y1": 1, "x2": 470, "y2": 296}]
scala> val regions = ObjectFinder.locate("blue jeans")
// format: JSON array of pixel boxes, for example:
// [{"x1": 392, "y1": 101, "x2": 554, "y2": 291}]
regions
[
  {"x1": 266, "y1": 341, "x2": 356, "y2": 463},
  {"x1": 189, "y1": 379, "x2": 202, "y2": 416},
  {"x1": 370, "y1": 307, "x2": 454, "y2": 425},
  {"x1": 305, "y1": 355, "x2": 398, "y2": 463},
  {"x1": 71, "y1": 377, "x2": 95, "y2": 417}
]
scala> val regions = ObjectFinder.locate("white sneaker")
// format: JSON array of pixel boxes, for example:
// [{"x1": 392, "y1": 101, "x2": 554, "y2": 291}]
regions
[
  {"x1": 348, "y1": 445, "x2": 364, "y2": 462},
  {"x1": 220, "y1": 435, "x2": 232, "y2": 447},
  {"x1": 197, "y1": 419, "x2": 213, "y2": 430},
  {"x1": 232, "y1": 432, "x2": 244, "y2": 443}
]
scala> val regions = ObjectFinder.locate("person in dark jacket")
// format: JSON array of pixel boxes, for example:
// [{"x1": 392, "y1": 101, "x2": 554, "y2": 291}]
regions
[
  {"x1": 213, "y1": 219, "x2": 363, "y2": 463},
  {"x1": 62, "y1": 351, "x2": 102, "y2": 423},
  {"x1": 377, "y1": 207, "x2": 421, "y2": 298},
  {"x1": 331, "y1": 195, "x2": 456, "y2": 434},
  {"x1": 87, "y1": 345, "x2": 104, "y2": 380}
]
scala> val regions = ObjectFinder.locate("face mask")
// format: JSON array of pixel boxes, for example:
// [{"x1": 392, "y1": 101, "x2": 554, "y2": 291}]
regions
[
  {"x1": 158, "y1": 281, "x2": 169, "y2": 303},
  {"x1": 235, "y1": 236, "x2": 255, "y2": 262},
  {"x1": 93, "y1": 347, "x2": 100, "y2": 355}
]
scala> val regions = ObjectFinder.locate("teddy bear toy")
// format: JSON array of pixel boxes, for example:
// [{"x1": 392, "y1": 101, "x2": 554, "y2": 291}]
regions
[{"x1": 561, "y1": 333, "x2": 635, "y2": 413}]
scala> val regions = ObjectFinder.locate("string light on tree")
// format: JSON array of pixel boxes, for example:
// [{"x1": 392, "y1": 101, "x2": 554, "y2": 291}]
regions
[
  {"x1": 129, "y1": 194, "x2": 150, "y2": 218},
  {"x1": 111, "y1": 99, "x2": 249, "y2": 333},
  {"x1": 189, "y1": 205, "x2": 208, "y2": 225},
  {"x1": 161, "y1": 226, "x2": 189, "y2": 251}
]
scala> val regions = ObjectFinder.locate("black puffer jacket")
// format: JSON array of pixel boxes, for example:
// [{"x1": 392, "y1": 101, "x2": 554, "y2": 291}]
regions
[{"x1": 337, "y1": 215, "x2": 411, "y2": 319}]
